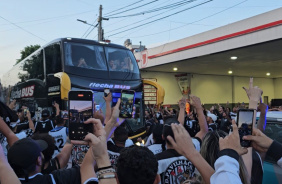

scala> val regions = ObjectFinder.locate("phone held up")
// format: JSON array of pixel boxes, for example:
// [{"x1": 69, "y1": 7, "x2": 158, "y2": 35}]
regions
[
  {"x1": 104, "y1": 88, "x2": 110, "y2": 97},
  {"x1": 236, "y1": 109, "x2": 255, "y2": 147},
  {"x1": 119, "y1": 90, "x2": 135, "y2": 118},
  {"x1": 68, "y1": 90, "x2": 94, "y2": 140}
]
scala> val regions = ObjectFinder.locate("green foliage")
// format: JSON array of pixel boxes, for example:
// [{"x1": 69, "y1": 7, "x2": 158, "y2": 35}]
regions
[
  {"x1": 18, "y1": 49, "x2": 44, "y2": 82},
  {"x1": 15, "y1": 44, "x2": 40, "y2": 65}
]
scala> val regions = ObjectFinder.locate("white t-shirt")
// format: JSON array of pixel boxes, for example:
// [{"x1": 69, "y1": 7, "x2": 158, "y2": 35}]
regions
[{"x1": 148, "y1": 144, "x2": 163, "y2": 155}]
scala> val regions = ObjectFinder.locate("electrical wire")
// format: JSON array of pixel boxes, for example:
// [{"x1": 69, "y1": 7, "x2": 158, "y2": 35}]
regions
[
  {"x1": 81, "y1": 19, "x2": 98, "y2": 38},
  {"x1": 85, "y1": 23, "x2": 99, "y2": 38},
  {"x1": 123, "y1": 0, "x2": 249, "y2": 38},
  {"x1": 108, "y1": 0, "x2": 212, "y2": 37},
  {"x1": 104, "y1": 0, "x2": 145, "y2": 16},
  {"x1": 0, "y1": 10, "x2": 94, "y2": 26},
  {"x1": 105, "y1": 0, "x2": 160, "y2": 17},
  {"x1": 106, "y1": 0, "x2": 197, "y2": 18},
  {"x1": 105, "y1": 0, "x2": 196, "y2": 34},
  {"x1": 0, "y1": 15, "x2": 46, "y2": 41}
]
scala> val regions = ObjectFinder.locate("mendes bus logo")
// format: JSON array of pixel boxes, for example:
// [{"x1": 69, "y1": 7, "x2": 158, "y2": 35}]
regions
[
  {"x1": 11, "y1": 85, "x2": 35, "y2": 99},
  {"x1": 89, "y1": 83, "x2": 130, "y2": 90}
]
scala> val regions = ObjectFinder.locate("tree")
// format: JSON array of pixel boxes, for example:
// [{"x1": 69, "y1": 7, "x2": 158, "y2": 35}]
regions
[{"x1": 15, "y1": 44, "x2": 40, "y2": 65}]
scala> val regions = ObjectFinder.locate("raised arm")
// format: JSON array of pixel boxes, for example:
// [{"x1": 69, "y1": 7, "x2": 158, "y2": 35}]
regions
[
  {"x1": 190, "y1": 95, "x2": 208, "y2": 140},
  {"x1": 75, "y1": 118, "x2": 116, "y2": 184},
  {"x1": 167, "y1": 124, "x2": 214, "y2": 184},
  {"x1": 0, "y1": 144, "x2": 21, "y2": 184},
  {"x1": 55, "y1": 138, "x2": 73, "y2": 169},
  {"x1": 104, "y1": 99, "x2": 125, "y2": 140},
  {"x1": 26, "y1": 111, "x2": 35, "y2": 132},
  {"x1": 242, "y1": 77, "x2": 263, "y2": 180},
  {"x1": 0, "y1": 117, "x2": 19, "y2": 146},
  {"x1": 256, "y1": 103, "x2": 268, "y2": 132},
  {"x1": 53, "y1": 101, "x2": 60, "y2": 116},
  {"x1": 211, "y1": 120, "x2": 248, "y2": 184},
  {"x1": 177, "y1": 97, "x2": 186, "y2": 125}
]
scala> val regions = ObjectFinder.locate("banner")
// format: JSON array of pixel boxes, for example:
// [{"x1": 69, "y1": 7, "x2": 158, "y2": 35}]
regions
[{"x1": 175, "y1": 74, "x2": 190, "y2": 97}]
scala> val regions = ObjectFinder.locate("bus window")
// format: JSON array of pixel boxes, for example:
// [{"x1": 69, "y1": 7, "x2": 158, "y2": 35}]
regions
[
  {"x1": 45, "y1": 43, "x2": 62, "y2": 74},
  {"x1": 105, "y1": 47, "x2": 139, "y2": 74},
  {"x1": 19, "y1": 50, "x2": 44, "y2": 82},
  {"x1": 64, "y1": 42, "x2": 107, "y2": 70}
]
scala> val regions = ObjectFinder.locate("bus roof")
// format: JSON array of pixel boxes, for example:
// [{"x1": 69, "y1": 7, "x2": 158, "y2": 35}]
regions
[{"x1": 48, "y1": 38, "x2": 127, "y2": 50}]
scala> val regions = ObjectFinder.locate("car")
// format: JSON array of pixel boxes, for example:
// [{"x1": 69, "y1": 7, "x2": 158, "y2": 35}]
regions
[{"x1": 256, "y1": 111, "x2": 282, "y2": 184}]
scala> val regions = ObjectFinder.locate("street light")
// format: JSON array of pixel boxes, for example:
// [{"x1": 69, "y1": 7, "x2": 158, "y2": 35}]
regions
[{"x1": 77, "y1": 19, "x2": 98, "y2": 27}]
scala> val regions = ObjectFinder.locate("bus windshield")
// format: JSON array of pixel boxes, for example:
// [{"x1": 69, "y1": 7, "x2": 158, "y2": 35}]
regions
[{"x1": 64, "y1": 42, "x2": 139, "y2": 75}]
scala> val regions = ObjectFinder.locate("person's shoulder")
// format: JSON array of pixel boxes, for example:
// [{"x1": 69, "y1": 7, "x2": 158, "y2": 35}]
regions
[
  {"x1": 156, "y1": 149, "x2": 180, "y2": 160},
  {"x1": 51, "y1": 166, "x2": 81, "y2": 183}
]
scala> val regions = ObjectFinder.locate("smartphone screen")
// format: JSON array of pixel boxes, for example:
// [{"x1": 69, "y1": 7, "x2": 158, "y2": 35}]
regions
[
  {"x1": 104, "y1": 88, "x2": 110, "y2": 97},
  {"x1": 69, "y1": 91, "x2": 93, "y2": 140},
  {"x1": 237, "y1": 109, "x2": 254, "y2": 147},
  {"x1": 119, "y1": 90, "x2": 135, "y2": 118}
]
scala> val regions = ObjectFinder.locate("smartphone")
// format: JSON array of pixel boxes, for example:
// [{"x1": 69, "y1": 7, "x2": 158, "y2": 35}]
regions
[
  {"x1": 236, "y1": 109, "x2": 255, "y2": 147},
  {"x1": 68, "y1": 90, "x2": 94, "y2": 140},
  {"x1": 104, "y1": 88, "x2": 110, "y2": 97},
  {"x1": 119, "y1": 90, "x2": 135, "y2": 118}
]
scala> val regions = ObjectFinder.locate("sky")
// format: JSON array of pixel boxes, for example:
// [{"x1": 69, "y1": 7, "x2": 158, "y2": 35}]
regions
[{"x1": 1, "y1": 0, "x2": 282, "y2": 78}]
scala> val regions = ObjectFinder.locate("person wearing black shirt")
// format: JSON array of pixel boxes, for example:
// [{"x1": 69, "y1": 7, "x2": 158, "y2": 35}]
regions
[
  {"x1": 34, "y1": 110, "x2": 55, "y2": 133},
  {"x1": 7, "y1": 138, "x2": 82, "y2": 184}
]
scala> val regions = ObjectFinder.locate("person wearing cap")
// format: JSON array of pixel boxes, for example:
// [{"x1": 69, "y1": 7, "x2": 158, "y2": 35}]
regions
[
  {"x1": 207, "y1": 113, "x2": 218, "y2": 131},
  {"x1": 34, "y1": 109, "x2": 55, "y2": 133},
  {"x1": 15, "y1": 107, "x2": 34, "y2": 134},
  {"x1": 7, "y1": 137, "x2": 84, "y2": 184}
]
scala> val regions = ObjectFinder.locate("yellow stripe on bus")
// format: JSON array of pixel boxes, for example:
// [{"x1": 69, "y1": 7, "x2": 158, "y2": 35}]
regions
[{"x1": 128, "y1": 131, "x2": 146, "y2": 139}]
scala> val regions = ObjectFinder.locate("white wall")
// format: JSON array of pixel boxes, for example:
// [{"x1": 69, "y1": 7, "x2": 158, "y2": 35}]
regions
[{"x1": 141, "y1": 71, "x2": 278, "y2": 105}]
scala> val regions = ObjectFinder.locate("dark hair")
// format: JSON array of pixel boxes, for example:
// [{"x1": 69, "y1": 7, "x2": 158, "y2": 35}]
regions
[
  {"x1": 32, "y1": 133, "x2": 55, "y2": 162},
  {"x1": 117, "y1": 146, "x2": 158, "y2": 184},
  {"x1": 152, "y1": 124, "x2": 163, "y2": 144},
  {"x1": 114, "y1": 126, "x2": 128, "y2": 143},
  {"x1": 163, "y1": 118, "x2": 179, "y2": 145},
  {"x1": 200, "y1": 131, "x2": 250, "y2": 184}
]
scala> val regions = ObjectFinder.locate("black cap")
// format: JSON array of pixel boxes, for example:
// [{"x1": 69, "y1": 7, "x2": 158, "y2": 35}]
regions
[
  {"x1": 8, "y1": 138, "x2": 48, "y2": 171},
  {"x1": 41, "y1": 109, "x2": 50, "y2": 117}
]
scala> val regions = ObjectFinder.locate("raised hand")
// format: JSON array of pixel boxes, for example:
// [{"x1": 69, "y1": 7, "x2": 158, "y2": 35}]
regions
[
  {"x1": 219, "y1": 120, "x2": 248, "y2": 155},
  {"x1": 243, "y1": 77, "x2": 263, "y2": 102}
]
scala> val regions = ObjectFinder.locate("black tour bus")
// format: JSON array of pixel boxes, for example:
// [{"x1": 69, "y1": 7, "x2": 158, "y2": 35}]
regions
[{"x1": 1, "y1": 38, "x2": 146, "y2": 139}]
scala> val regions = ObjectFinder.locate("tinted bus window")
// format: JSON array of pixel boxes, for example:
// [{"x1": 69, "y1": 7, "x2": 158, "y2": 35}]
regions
[
  {"x1": 45, "y1": 43, "x2": 62, "y2": 74},
  {"x1": 64, "y1": 42, "x2": 107, "y2": 70},
  {"x1": 105, "y1": 47, "x2": 139, "y2": 74},
  {"x1": 264, "y1": 122, "x2": 282, "y2": 163},
  {"x1": 19, "y1": 50, "x2": 44, "y2": 82}
]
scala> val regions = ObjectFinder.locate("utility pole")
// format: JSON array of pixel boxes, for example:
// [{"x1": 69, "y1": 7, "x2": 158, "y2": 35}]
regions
[{"x1": 98, "y1": 5, "x2": 109, "y2": 41}]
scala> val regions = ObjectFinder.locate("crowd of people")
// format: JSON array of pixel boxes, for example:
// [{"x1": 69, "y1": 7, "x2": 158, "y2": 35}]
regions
[{"x1": 0, "y1": 78, "x2": 281, "y2": 184}]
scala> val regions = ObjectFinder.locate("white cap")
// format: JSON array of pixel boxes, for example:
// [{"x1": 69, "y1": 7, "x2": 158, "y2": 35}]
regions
[{"x1": 207, "y1": 113, "x2": 217, "y2": 122}]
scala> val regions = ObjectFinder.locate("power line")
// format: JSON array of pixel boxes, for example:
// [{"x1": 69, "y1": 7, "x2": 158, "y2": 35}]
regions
[
  {"x1": 105, "y1": 0, "x2": 160, "y2": 17},
  {"x1": 104, "y1": 0, "x2": 145, "y2": 16},
  {"x1": 106, "y1": 0, "x2": 196, "y2": 19},
  {"x1": 120, "y1": 0, "x2": 249, "y2": 39},
  {"x1": 0, "y1": 15, "x2": 46, "y2": 41},
  {"x1": 81, "y1": 19, "x2": 98, "y2": 38},
  {"x1": 108, "y1": 0, "x2": 212, "y2": 37},
  {"x1": 0, "y1": 10, "x2": 94, "y2": 26},
  {"x1": 104, "y1": 0, "x2": 172, "y2": 30},
  {"x1": 85, "y1": 22, "x2": 99, "y2": 38},
  {"x1": 106, "y1": 0, "x2": 196, "y2": 34}
]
